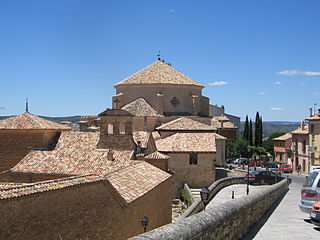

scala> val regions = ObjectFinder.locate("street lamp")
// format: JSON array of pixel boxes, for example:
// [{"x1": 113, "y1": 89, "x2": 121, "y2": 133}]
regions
[
  {"x1": 140, "y1": 216, "x2": 149, "y2": 233},
  {"x1": 200, "y1": 186, "x2": 210, "y2": 210},
  {"x1": 246, "y1": 145, "x2": 252, "y2": 195}
]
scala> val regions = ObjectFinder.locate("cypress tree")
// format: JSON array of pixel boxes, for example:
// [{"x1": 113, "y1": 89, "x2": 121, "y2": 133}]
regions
[
  {"x1": 249, "y1": 119, "x2": 253, "y2": 146},
  {"x1": 243, "y1": 115, "x2": 249, "y2": 141},
  {"x1": 259, "y1": 115, "x2": 263, "y2": 146},
  {"x1": 254, "y1": 112, "x2": 260, "y2": 146}
]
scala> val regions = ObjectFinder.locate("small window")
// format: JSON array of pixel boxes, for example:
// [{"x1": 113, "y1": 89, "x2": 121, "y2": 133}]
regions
[
  {"x1": 310, "y1": 124, "x2": 314, "y2": 134},
  {"x1": 302, "y1": 140, "x2": 306, "y2": 154},
  {"x1": 189, "y1": 153, "x2": 198, "y2": 165}
]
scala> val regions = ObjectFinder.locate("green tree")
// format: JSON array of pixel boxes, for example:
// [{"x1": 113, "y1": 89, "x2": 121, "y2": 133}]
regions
[
  {"x1": 243, "y1": 115, "x2": 249, "y2": 141},
  {"x1": 254, "y1": 112, "x2": 263, "y2": 147},
  {"x1": 262, "y1": 132, "x2": 286, "y2": 156},
  {"x1": 227, "y1": 137, "x2": 250, "y2": 158},
  {"x1": 249, "y1": 119, "x2": 253, "y2": 146},
  {"x1": 259, "y1": 116, "x2": 263, "y2": 146}
]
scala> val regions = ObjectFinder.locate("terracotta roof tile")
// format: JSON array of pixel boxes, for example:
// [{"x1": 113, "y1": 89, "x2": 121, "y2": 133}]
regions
[
  {"x1": 156, "y1": 117, "x2": 216, "y2": 131},
  {"x1": 0, "y1": 175, "x2": 104, "y2": 200},
  {"x1": 122, "y1": 98, "x2": 162, "y2": 117},
  {"x1": 306, "y1": 114, "x2": 320, "y2": 121},
  {"x1": 291, "y1": 124, "x2": 309, "y2": 135},
  {"x1": 108, "y1": 161, "x2": 171, "y2": 203},
  {"x1": 144, "y1": 151, "x2": 170, "y2": 160},
  {"x1": 0, "y1": 113, "x2": 71, "y2": 130},
  {"x1": 156, "y1": 132, "x2": 225, "y2": 152},
  {"x1": 10, "y1": 132, "x2": 134, "y2": 176},
  {"x1": 152, "y1": 131, "x2": 162, "y2": 141},
  {"x1": 211, "y1": 117, "x2": 237, "y2": 129},
  {"x1": 273, "y1": 133, "x2": 292, "y2": 141},
  {"x1": 133, "y1": 131, "x2": 150, "y2": 148},
  {"x1": 114, "y1": 60, "x2": 204, "y2": 87}
]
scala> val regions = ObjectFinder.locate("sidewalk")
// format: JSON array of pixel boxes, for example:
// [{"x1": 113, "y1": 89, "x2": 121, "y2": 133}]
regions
[{"x1": 244, "y1": 177, "x2": 320, "y2": 239}]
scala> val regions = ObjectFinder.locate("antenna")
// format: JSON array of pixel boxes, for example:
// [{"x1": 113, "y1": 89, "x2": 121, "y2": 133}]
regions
[
  {"x1": 157, "y1": 50, "x2": 161, "y2": 60},
  {"x1": 25, "y1": 98, "x2": 29, "y2": 113}
]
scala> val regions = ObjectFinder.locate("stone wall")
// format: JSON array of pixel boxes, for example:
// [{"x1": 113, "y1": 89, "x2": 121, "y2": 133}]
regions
[
  {"x1": 0, "y1": 178, "x2": 172, "y2": 240},
  {"x1": 167, "y1": 153, "x2": 215, "y2": 196},
  {"x1": 130, "y1": 180, "x2": 288, "y2": 240},
  {"x1": 0, "y1": 130, "x2": 58, "y2": 172}
]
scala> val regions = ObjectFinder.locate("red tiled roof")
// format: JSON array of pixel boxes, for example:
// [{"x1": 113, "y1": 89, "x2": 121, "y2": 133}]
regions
[
  {"x1": 156, "y1": 132, "x2": 225, "y2": 153},
  {"x1": 144, "y1": 151, "x2": 170, "y2": 160},
  {"x1": 273, "y1": 133, "x2": 292, "y2": 141},
  {"x1": 114, "y1": 60, "x2": 204, "y2": 87},
  {"x1": 122, "y1": 98, "x2": 162, "y2": 117},
  {"x1": 10, "y1": 132, "x2": 134, "y2": 176},
  {"x1": 306, "y1": 114, "x2": 320, "y2": 121},
  {"x1": 133, "y1": 131, "x2": 151, "y2": 148},
  {"x1": 0, "y1": 113, "x2": 71, "y2": 130},
  {"x1": 156, "y1": 117, "x2": 216, "y2": 131},
  {"x1": 291, "y1": 124, "x2": 309, "y2": 135},
  {"x1": 108, "y1": 161, "x2": 171, "y2": 203}
]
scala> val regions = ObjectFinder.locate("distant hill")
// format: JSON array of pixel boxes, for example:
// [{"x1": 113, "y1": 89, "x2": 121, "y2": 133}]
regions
[
  {"x1": 240, "y1": 121, "x2": 300, "y2": 137},
  {"x1": 0, "y1": 115, "x2": 81, "y2": 123}
]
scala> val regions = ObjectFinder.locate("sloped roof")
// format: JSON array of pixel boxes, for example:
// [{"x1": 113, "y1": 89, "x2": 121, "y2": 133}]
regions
[
  {"x1": 133, "y1": 131, "x2": 151, "y2": 148},
  {"x1": 306, "y1": 114, "x2": 320, "y2": 121},
  {"x1": 213, "y1": 115, "x2": 230, "y2": 122},
  {"x1": 10, "y1": 132, "x2": 134, "y2": 176},
  {"x1": 0, "y1": 113, "x2": 71, "y2": 130},
  {"x1": 144, "y1": 151, "x2": 170, "y2": 160},
  {"x1": 152, "y1": 131, "x2": 162, "y2": 141},
  {"x1": 211, "y1": 119, "x2": 237, "y2": 129},
  {"x1": 291, "y1": 124, "x2": 309, "y2": 135},
  {"x1": 273, "y1": 133, "x2": 292, "y2": 141},
  {"x1": 156, "y1": 117, "x2": 216, "y2": 131},
  {"x1": 108, "y1": 162, "x2": 171, "y2": 203},
  {"x1": 122, "y1": 98, "x2": 162, "y2": 117},
  {"x1": 114, "y1": 60, "x2": 204, "y2": 87},
  {"x1": 156, "y1": 132, "x2": 226, "y2": 153}
]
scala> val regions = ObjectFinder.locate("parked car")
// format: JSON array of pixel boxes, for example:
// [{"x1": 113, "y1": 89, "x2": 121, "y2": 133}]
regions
[
  {"x1": 244, "y1": 170, "x2": 284, "y2": 185},
  {"x1": 299, "y1": 170, "x2": 320, "y2": 213},
  {"x1": 279, "y1": 164, "x2": 293, "y2": 173},
  {"x1": 249, "y1": 159, "x2": 261, "y2": 167},
  {"x1": 235, "y1": 158, "x2": 248, "y2": 165},
  {"x1": 310, "y1": 200, "x2": 320, "y2": 226},
  {"x1": 265, "y1": 162, "x2": 278, "y2": 169},
  {"x1": 269, "y1": 168, "x2": 282, "y2": 176},
  {"x1": 310, "y1": 165, "x2": 320, "y2": 173}
]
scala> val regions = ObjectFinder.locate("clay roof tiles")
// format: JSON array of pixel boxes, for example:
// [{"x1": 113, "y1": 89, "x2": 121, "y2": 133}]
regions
[
  {"x1": 10, "y1": 132, "x2": 134, "y2": 176},
  {"x1": 273, "y1": 133, "x2": 292, "y2": 141},
  {"x1": 0, "y1": 113, "x2": 71, "y2": 130},
  {"x1": 291, "y1": 125, "x2": 309, "y2": 135},
  {"x1": 144, "y1": 151, "x2": 170, "y2": 160},
  {"x1": 133, "y1": 131, "x2": 151, "y2": 148},
  {"x1": 306, "y1": 114, "x2": 320, "y2": 121},
  {"x1": 107, "y1": 161, "x2": 171, "y2": 203},
  {"x1": 114, "y1": 60, "x2": 204, "y2": 87},
  {"x1": 156, "y1": 117, "x2": 216, "y2": 131},
  {"x1": 122, "y1": 98, "x2": 162, "y2": 117},
  {"x1": 156, "y1": 132, "x2": 226, "y2": 153}
]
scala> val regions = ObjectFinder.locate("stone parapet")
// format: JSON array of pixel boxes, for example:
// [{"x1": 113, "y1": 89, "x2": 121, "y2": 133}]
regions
[{"x1": 130, "y1": 179, "x2": 288, "y2": 240}]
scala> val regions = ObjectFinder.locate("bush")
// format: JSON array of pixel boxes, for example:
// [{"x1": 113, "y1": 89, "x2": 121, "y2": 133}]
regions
[{"x1": 180, "y1": 189, "x2": 193, "y2": 206}]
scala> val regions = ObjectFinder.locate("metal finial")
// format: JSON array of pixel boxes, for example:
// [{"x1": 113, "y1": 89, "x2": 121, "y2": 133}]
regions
[
  {"x1": 157, "y1": 50, "x2": 161, "y2": 60},
  {"x1": 25, "y1": 98, "x2": 29, "y2": 113}
]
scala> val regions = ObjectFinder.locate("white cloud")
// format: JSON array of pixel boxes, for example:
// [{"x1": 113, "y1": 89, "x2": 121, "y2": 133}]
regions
[
  {"x1": 208, "y1": 81, "x2": 229, "y2": 86},
  {"x1": 274, "y1": 81, "x2": 283, "y2": 85},
  {"x1": 299, "y1": 83, "x2": 305, "y2": 86},
  {"x1": 168, "y1": 9, "x2": 175, "y2": 13},
  {"x1": 257, "y1": 92, "x2": 267, "y2": 95},
  {"x1": 277, "y1": 70, "x2": 320, "y2": 76},
  {"x1": 270, "y1": 107, "x2": 284, "y2": 111}
]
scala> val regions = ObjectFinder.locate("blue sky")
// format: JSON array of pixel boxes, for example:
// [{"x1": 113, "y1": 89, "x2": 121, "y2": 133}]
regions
[{"x1": 0, "y1": 0, "x2": 319, "y2": 121}]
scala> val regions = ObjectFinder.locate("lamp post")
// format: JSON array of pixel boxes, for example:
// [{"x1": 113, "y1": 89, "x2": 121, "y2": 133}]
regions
[
  {"x1": 247, "y1": 145, "x2": 252, "y2": 195},
  {"x1": 140, "y1": 216, "x2": 149, "y2": 233},
  {"x1": 200, "y1": 186, "x2": 210, "y2": 210}
]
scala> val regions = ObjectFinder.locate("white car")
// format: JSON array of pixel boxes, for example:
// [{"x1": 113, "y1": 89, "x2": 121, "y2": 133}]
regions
[{"x1": 299, "y1": 170, "x2": 320, "y2": 213}]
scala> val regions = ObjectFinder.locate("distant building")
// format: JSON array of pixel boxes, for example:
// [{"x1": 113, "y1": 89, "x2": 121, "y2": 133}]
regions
[
  {"x1": 273, "y1": 133, "x2": 292, "y2": 165},
  {"x1": 291, "y1": 122, "x2": 309, "y2": 174},
  {"x1": 306, "y1": 109, "x2": 320, "y2": 167}
]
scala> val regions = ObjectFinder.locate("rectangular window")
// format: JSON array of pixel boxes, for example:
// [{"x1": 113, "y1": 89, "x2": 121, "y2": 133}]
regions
[
  {"x1": 302, "y1": 140, "x2": 306, "y2": 154},
  {"x1": 189, "y1": 153, "x2": 198, "y2": 165},
  {"x1": 310, "y1": 124, "x2": 314, "y2": 134}
]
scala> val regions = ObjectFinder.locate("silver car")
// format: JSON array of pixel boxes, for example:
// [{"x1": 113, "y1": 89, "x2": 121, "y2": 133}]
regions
[{"x1": 299, "y1": 170, "x2": 320, "y2": 213}]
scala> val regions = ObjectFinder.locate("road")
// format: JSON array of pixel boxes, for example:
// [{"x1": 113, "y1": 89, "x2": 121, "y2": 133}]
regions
[{"x1": 244, "y1": 172, "x2": 320, "y2": 239}]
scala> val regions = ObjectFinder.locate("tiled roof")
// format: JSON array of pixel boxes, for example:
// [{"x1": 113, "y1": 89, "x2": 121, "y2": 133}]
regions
[
  {"x1": 291, "y1": 125, "x2": 309, "y2": 135},
  {"x1": 144, "y1": 151, "x2": 170, "y2": 160},
  {"x1": 114, "y1": 60, "x2": 204, "y2": 87},
  {"x1": 213, "y1": 115, "x2": 230, "y2": 122},
  {"x1": 306, "y1": 114, "x2": 320, "y2": 121},
  {"x1": 152, "y1": 131, "x2": 162, "y2": 141},
  {"x1": 211, "y1": 117, "x2": 237, "y2": 129},
  {"x1": 156, "y1": 132, "x2": 225, "y2": 153},
  {"x1": 156, "y1": 117, "x2": 216, "y2": 131},
  {"x1": 0, "y1": 113, "x2": 71, "y2": 130},
  {"x1": 108, "y1": 161, "x2": 171, "y2": 203},
  {"x1": 122, "y1": 98, "x2": 162, "y2": 117},
  {"x1": 273, "y1": 133, "x2": 292, "y2": 141},
  {"x1": 0, "y1": 175, "x2": 104, "y2": 200},
  {"x1": 133, "y1": 131, "x2": 150, "y2": 148},
  {"x1": 10, "y1": 132, "x2": 134, "y2": 176}
]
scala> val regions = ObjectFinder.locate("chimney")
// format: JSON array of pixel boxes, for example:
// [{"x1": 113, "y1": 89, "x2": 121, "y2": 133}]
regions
[
  {"x1": 301, "y1": 121, "x2": 304, "y2": 130},
  {"x1": 310, "y1": 108, "x2": 313, "y2": 117}
]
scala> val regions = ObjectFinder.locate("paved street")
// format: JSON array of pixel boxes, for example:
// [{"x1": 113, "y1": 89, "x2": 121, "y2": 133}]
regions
[{"x1": 244, "y1": 173, "x2": 320, "y2": 239}]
